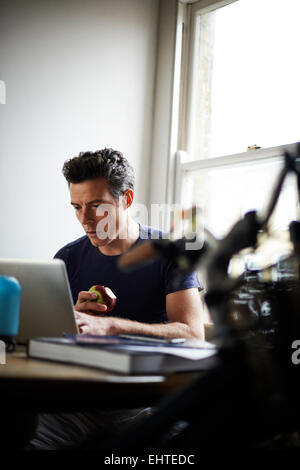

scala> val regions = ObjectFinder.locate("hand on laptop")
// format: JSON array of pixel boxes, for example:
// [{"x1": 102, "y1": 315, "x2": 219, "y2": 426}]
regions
[
  {"x1": 75, "y1": 311, "x2": 116, "y2": 335},
  {"x1": 74, "y1": 290, "x2": 108, "y2": 315}
]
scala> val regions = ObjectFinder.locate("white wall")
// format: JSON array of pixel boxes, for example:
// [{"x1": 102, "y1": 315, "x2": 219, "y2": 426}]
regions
[{"x1": 0, "y1": 0, "x2": 159, "y2": 259}]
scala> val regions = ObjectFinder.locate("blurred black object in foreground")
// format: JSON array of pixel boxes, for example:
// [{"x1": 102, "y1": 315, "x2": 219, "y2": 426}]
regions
[{"x1": 111, "y1": 144, "x2": 300, "y2": 450}]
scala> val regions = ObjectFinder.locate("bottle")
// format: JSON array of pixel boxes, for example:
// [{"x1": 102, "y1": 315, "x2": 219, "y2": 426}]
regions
[{"x1": 0, "y1": 276, "x2": 22, "y2": 351}]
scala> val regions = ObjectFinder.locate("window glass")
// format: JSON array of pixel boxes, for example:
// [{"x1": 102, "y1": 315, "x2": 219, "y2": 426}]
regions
[
  {"x1": 190, "y1": 0, "x2": 300, "y2": 160},
  {"x1": 183, "y1": 159, "x2": 298, "y2": 239}
]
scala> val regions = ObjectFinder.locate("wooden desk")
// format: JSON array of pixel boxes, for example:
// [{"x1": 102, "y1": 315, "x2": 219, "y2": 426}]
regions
[{"x1": 0, "y1": 348, "x2": 199, "y2": 413}]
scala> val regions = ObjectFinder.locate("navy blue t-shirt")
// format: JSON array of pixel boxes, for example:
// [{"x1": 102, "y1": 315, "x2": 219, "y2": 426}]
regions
[{"x1": 54, "y1": 224, "x2": 200, "y2": 324}]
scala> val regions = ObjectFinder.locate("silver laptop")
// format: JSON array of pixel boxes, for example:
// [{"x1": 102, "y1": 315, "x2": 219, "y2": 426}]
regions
[{"x1": 0, "y1": 258, "x2": 78, "y2": 344}]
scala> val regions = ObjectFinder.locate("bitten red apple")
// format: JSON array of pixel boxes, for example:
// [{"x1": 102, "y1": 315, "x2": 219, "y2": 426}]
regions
[{"x1": 88, "y1": 285, "x2": 117, "y2": 312}]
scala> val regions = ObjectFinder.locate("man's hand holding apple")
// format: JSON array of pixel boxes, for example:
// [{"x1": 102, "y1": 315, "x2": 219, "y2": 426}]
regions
[
  {"x1": 74, "y1": 290, "x2": 108, "y2": 315},
  {"x1": 74, "y1": 285, "x2": 118, "y2": 334},
  {"x1": 74, "y1": 285, "x2": 117, "y2": 316}
]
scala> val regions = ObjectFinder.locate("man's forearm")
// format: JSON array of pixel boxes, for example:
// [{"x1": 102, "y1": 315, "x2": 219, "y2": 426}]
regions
[{"x1": 112, "y1": 317, "x2": 204, "y2": 340}]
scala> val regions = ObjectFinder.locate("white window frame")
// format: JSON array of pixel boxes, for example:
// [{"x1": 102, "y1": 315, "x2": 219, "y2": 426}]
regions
[{"x1": 173, "y1": 0, "x2": 299, "y2": 205}]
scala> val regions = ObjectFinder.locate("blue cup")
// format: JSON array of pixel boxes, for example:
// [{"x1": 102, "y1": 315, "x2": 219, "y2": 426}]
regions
[{"x1": 0, "y1": 276, "x2": 22, "y2": 351}]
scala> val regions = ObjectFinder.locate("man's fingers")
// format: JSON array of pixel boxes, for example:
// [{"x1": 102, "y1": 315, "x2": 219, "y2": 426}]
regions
[
  {"x1": 78, "y1": 291, "x2": 99, "y2": 302},
  {"x1": 82, "y1": 302, "x2": 107, "y2": 313},
  {"x1": 74, "y1": 304, "x2": 107, "y2": 319},
  {"x1": 79, "y1": 325, "x2": 90, "y2": 335},
  {"x1": 76, "y1": 292, "x2": 108, "y2": 313}
]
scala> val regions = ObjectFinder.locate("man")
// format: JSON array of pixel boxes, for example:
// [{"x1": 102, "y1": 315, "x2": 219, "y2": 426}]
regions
[
  {"x1": 28, "y1": 148, "x2": 203, "y2": 450},
  {"x1": 57, "y1": 147, "x2": 204, "y2": 340}
]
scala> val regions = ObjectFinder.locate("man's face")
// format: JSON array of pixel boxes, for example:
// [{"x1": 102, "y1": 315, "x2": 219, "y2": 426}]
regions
[{"x1": 70, "y1": 177, "x2": 127, "y2": 248}]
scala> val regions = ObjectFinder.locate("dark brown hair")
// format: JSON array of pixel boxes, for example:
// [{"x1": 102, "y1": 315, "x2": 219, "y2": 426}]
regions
[{"x1": 62, "y1": 148, "x2": 135, "y2": 199}]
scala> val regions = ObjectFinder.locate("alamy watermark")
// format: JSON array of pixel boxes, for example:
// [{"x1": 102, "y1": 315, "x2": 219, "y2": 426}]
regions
[
  {"x1": 0, "y1": 80, "x2": 6, "y2": 104},
  {"x1": 0, "y1": 340, "x2": 6, "y2": 364},
  {"x1": 291, "y1": 340, "x2": 300, "y2": 365},
  {"x1": 90, "y1": 201, "x2": 204, "y2": 250}
]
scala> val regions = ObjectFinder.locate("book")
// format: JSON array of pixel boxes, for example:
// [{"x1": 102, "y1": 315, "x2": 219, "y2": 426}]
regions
[{"x1": 27, "y1": 335, "x2": 218, "y2": 375}]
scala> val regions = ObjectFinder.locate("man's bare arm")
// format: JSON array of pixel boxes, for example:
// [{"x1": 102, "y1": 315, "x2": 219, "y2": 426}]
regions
[{"x1": 75, "y1": 288, "x2": 204, "y2": 340}]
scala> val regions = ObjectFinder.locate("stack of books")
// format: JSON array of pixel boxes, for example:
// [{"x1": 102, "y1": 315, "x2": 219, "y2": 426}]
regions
[{"x1": 28, "y1": 334, "x2": 218, "y2": 374}]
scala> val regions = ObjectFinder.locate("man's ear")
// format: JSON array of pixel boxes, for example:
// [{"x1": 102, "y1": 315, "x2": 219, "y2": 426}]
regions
[{"x1": 122, "y1": 189, "x2": 134, "y2": 209}]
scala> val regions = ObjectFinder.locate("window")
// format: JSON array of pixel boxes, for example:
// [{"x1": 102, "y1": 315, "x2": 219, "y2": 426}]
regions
[
  {"x1": 176, "y1": 0, "x2": 300, "y2": 244},
  {"x1": 181, "y1": 155, "x2": 298, "y2": 239},
  {"x1": 184, "y1": 0, "x2": 300, "y2": 161}
]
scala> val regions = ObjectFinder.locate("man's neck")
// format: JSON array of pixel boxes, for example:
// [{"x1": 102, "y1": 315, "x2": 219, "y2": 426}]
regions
[{"x1": 97, "y1": 219, "x2": 140, "y2": 256}]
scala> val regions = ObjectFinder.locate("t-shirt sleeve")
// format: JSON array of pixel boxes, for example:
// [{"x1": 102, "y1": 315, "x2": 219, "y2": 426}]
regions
[{"x1": 163, "y1": 259, "x2": 202, "y2": 295}]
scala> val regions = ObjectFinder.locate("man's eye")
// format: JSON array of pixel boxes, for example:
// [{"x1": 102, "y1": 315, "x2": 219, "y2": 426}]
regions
[{"x1": 74, "y1": 207, "x2": 80, "y2": 211}]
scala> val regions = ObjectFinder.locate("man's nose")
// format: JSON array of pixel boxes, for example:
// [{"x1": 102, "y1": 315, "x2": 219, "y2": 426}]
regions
[{"x1": 80, "y1": 207, "x2": 94, "y2": 224}]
